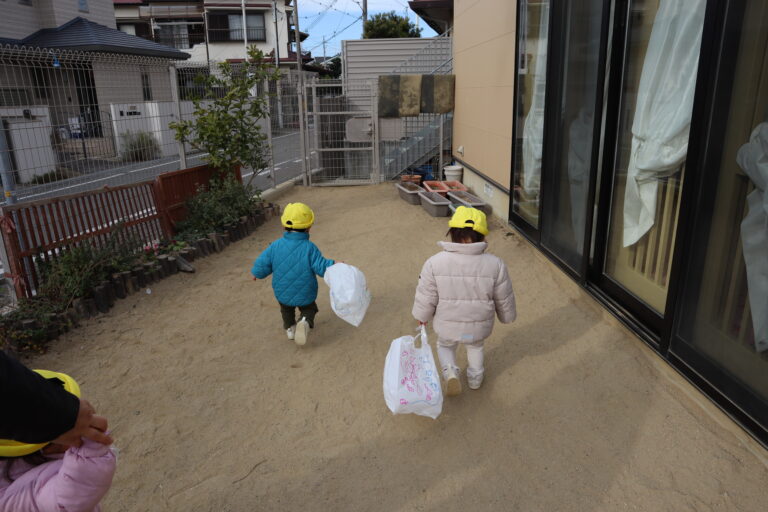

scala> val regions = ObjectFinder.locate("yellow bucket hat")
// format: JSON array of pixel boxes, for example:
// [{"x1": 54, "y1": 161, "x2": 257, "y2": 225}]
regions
[
  {"x1": 0, "y1": 370, "x2": 81, "y2": 457},
  {"x1": 449, "y1": 206, "x2": 489, "y2": 236},
  {"x1": 281, "y1": 202, "x2": 315, "y2": 230}
]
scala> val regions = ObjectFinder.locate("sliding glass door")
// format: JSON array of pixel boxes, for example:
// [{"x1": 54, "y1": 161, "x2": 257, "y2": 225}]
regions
[
  {"x1": 672, "y1": 0, "x2": 768, "y2": 439},
  {"x1": 539, "y1": 0, "x2": 608, "y2": 273}
]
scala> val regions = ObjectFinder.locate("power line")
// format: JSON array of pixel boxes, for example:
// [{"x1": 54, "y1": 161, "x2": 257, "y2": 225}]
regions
[{"x1": 305, "y1": 15, "x2": 362, "y2": 53}]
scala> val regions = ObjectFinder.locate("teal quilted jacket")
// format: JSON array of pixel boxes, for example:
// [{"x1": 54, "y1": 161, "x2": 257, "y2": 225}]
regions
[{"x1": 251, "y1": 231, "x2": 335, "y2": 306}]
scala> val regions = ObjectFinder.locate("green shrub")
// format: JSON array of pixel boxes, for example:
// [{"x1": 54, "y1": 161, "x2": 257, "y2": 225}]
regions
[
  {"x1": 121, "y1": 131, "x2": 161, "y2": 162},
  {"x1": 177, "y1": 175, "x2": 260, "y2": 236}
]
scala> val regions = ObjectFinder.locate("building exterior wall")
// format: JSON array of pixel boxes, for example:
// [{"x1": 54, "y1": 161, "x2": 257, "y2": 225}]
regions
[
  {"x1": 0, "y1": 0, "x2": 116, "y2": 41},
  {"x1": 0, "y1": 1, "x2": 43, "y2": 40},
  {"x1": 39, "y1": 0, "x2": 117, "y2": 29},
  {"x1": 452, "y1": 0, "x2": 516, "y2": 197},
  {"x1": 342, "y1": 38, "x2": 434, "y2": 82}
]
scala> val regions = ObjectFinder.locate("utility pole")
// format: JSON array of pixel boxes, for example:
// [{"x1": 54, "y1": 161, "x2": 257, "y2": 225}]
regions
[
  {"x1": 272, "y1": 1, "x2": 280, "y2": 67},
  {"x1": 322, "y1": 36, "x2": 327, "y2": 61},
  {"x1": 292, "y1": 1, "x2": 309, "y2": 185},
  {"x1": 241, "y1": 0, "x2": 248, "y2": 59},
  {"x1": 362, "y1": 0, "x2": 368, "y2": 26}
]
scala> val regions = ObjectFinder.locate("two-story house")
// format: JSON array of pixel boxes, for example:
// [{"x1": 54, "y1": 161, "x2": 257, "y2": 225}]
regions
[
  {"x1": 114, "y1": 0, "x2": 310, "y2": 68},
  {"x1": 0, "y1": 0, "x2": 188, "y2": 184}
]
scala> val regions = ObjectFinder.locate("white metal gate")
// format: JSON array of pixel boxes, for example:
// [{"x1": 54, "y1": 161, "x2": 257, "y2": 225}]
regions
[{"x1": 304, "y1": 79, "x2": 379, "y2": 186}]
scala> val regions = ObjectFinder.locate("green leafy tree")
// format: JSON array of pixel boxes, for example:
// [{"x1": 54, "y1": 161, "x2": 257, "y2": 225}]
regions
[
  {"x1": 170, "y1": 46, "x2": 280, "y2": 180},
  {"x1": 363, "y1": 12, "x2": 422, "y2": 39},
  {"x1": 326, "y1": 56, "x2": 342, "y2": 79}
]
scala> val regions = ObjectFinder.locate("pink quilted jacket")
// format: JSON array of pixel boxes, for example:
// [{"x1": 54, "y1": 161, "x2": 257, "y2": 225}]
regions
[
  {"x1": 413, "y1": 241, "x2": 517, "y2": 343},
  {"x1": 0, "y1": 439, "x2": 116, "y2": 512}
]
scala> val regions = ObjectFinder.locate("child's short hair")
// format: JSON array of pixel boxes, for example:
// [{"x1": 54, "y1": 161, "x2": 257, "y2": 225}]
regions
[
  {"x1": 447, "y1": 227, "x2": 485, "y2": 243},
  {"x1": 285, "y1": 227, "x2": 307, "y2": 232}
]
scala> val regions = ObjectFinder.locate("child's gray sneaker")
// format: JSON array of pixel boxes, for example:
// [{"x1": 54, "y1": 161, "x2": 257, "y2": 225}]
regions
[
  {"x1": 286, "y1": 325, "x2": 296, "y2": 340},
  {"x1": 467, "y1": 372, "x2": 484, "y2": 390},
  {"x1": 442, "y1": 366, "x2": 462, "y2": 396},
  {"x1": 294, "y1": 317, "x2": 309, "y2": 346}
]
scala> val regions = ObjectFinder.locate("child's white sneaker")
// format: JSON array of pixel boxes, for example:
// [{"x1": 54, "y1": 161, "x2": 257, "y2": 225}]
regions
[
  {"x1": 294, "y1": 317, "x2": 309, "y2": 346},
  {"x1": 286, "y1": 325, "x2": 296, "y2": 340},
  {"x1": 442, "y1": 366, "x2": 462, "y2": 396},
  {"x1": 467, "y1": 372, "x2": 484, "y2": 390}
]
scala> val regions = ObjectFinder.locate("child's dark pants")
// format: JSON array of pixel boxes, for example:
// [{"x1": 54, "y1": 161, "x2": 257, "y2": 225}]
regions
[{"x1": 279, "y1": 302, "x2": 318, "y2": 329}]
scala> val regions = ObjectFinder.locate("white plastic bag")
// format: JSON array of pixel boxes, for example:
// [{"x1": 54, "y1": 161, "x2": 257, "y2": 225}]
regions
[
  {"x1": 383, "y1": 326, "x2": 443, "y2": 419},
  {"x1": 323, "y1": 263, "x2": 371, "y2": 327}
]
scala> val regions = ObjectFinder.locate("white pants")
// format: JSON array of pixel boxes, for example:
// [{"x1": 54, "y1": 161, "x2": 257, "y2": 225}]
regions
[{"x1": 437, "y1": 338, "x2": 485, "y2": 379}]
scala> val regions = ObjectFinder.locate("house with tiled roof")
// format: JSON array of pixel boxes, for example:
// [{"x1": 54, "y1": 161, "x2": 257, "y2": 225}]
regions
[{"x1": 0, "y1": 0, "x2": 188, "y2": 183}]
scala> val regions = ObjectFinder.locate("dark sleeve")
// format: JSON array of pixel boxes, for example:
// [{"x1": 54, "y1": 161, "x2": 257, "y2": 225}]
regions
[{"x1": 0, "y1": 351, "x2": 80, "y2": 443}]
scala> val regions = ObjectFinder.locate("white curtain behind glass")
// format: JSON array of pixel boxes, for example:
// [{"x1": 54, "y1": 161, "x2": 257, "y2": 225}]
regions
[
  {"x1": 622, "y1": 0, "x2": 705, "y2": 247},
  {"x1": 521, "y1": 2, "x2": 549, "y2": 196},
  {"x1": 736, "y1": 122, "x2": 768, "y2": 353}
]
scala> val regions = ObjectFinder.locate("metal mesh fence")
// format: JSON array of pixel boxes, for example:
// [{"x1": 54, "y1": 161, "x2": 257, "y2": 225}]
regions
[
  {"x1": 385, "y1": 30, "x2": 453, "y2": 180},
  {"x1": 0, "y1": 45, "x2": 315, "y2": 206},
  {"x1": 306, "y1": 78, "x2": 378, "y2": 186}
]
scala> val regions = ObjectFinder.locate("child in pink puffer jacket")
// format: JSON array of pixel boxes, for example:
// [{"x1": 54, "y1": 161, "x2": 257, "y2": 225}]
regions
[
  {"x1": 412, "y1": 207, "x2": 517, "y2": 396},
  {"x1": 0, "y1": 370, "x2": 116, "y2": 512}
]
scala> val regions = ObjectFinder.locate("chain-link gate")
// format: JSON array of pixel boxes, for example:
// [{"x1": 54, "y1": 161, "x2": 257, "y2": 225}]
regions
[{"x1": 304, "y1": 79, "x2": 379, "y2": 186}]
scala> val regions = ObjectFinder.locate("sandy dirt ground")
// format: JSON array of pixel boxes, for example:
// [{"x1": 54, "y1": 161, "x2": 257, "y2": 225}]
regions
[{"x1": 28, "y1": 184, "x2": 768, "y2": 511}]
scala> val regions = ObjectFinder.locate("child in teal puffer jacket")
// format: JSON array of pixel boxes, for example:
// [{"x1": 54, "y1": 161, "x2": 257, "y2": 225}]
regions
[{"x1": 252, "y1": 203, "x2": 336, "y2": 346}]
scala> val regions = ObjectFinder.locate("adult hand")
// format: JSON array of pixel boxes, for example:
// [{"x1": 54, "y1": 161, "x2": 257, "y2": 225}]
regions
[{"x1": 51, "y1": 398, "x2": 113, "y2": 448}]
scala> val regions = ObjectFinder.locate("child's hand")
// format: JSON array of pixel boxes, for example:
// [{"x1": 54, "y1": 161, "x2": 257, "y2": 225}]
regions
[{"x1": 252, "y1": 276, "x2": 259, "y2": 280}]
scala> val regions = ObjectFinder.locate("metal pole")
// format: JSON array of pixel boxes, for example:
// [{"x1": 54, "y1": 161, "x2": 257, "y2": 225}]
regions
[
  {"x1": 0, "y1": 121, "x2": 16, "y2": 205},
  {"x1": 169, "y1": 64, "x2": 187, "y2": 170},
  {"x1": 371, "y1": 79, "x2": 380, "y2": 183},
  {"x1": 264, "y1": 79, "x2": 276, "y2": 190},
  {"x1": 363, "y1": 0, "x2": 368, "y2": 25},
  {"x1": 203, "y1": 9, "x2": 211, "y2": 67},
  {"x1": 241, "y1": 0, "x2": 248, "y2": 58},
  {"x1": 292, "y1": 2, "x2": 309, "y2": 185},
  {"x1": 272, "y1": 0, "x2": 281, "y2": 67},
  {"x1": 438, "y1": 113, "x2": 444, "y2": 180}
]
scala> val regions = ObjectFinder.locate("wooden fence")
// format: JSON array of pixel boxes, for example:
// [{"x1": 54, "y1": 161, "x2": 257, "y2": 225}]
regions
[
  {"x1": 0, "y1": 164, "x2": 241, "y2": 299},
  {"x1": 154, "y1": 164, "x2": 242, "y2": 234}
]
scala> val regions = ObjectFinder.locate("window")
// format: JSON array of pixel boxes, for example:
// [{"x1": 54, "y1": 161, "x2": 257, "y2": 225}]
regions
[
  {"x1": 208, "y1": 12, "x2": 266, "y2": 42},
  {"x1": 141, "y1": 73, "x2": 152, "y2": 102},
  {"x1": 78, "y1": 0, "x2": 88, "y2": 12}
]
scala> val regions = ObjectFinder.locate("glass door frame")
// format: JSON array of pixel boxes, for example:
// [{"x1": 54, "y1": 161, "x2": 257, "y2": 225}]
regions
[
  {"x1": 587, "y1": 0, "x2": 722, "y2": 352},
  {"x1": 665, "y1": 0, "x2": 768, "y2": 447},
  {"x1": 509, "y1": 0, "x2": 613, "y2": 282},
  {"x1": 508, "y1": 0, "x2": 768, "y2": 447}
]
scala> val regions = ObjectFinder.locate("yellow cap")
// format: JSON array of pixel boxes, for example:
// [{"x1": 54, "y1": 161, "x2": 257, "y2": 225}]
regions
[
  {"x1": 0, "y1": 370, "x2": 81, "y2": 457},
  {"x1": 448, "y1": 206, "x2": 489, "y2": 236},
  {"x1": 281, "y1": 202, "x2": 315, "y2": 230}
]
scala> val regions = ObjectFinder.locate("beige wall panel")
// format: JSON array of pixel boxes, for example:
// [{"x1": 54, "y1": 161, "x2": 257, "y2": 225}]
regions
[
  {"x1": 453, "y1": 0, "x2": 516, "y2": 55},
  {"x1": 453, "y1": 0, "x2": 516, "y2": 193},
  {"x1": 462, "y1": 166, "x2": 511, "y2": 222}
]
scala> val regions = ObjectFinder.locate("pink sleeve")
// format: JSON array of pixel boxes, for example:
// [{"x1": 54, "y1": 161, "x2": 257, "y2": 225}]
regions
[{"x1": 36, "y1": 439, "x2": 117, "y2": 512}]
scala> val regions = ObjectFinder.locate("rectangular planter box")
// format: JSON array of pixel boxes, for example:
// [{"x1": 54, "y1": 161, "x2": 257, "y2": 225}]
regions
[
  {"x1": 448, "y1": 190, "x2": 492, "y2": 215},
  {"x1": 419, "y1": 191, "x2": 452, "y2": 217},
  {"x1": 443, "y1": 180, "x2": 468, "y2": 194},
  {"x1": 395, "y1": 182, "x2": 424, "y2": 205},
  {"x1": 400, "y1": 174, "x2": 421, "y2": 185},
  {"x1": 423, "y1": 180, "x2": 450, "y2": 196}
]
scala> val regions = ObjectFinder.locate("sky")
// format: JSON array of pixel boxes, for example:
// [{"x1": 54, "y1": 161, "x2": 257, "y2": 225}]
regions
[{"x1": 296, "y1": 0, "x2": 439, "y2": 58}]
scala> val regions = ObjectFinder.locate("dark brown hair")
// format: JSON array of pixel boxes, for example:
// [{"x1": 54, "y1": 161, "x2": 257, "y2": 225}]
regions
[{"x1": 446, "y1": 227, "x2": 485, "y2": 243}]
